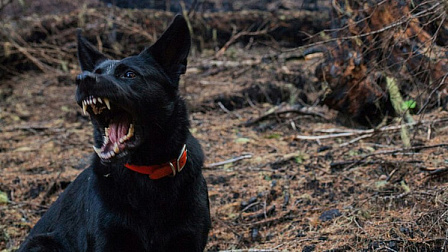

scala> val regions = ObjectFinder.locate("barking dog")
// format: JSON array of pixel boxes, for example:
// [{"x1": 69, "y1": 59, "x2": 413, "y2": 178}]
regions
[{"x1": 19, "y1": 15, "x2": 211, "y2": 252}]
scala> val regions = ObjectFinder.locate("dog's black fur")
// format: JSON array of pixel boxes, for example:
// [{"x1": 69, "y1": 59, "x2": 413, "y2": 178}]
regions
[{"x1": 19, "y1": 15, "x2": 210, "y2": 252}]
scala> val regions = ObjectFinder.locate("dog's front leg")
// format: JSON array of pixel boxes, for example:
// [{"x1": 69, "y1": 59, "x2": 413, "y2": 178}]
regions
[{"x1": 18, "y1": 233, "x2": 68, "y2": 252}]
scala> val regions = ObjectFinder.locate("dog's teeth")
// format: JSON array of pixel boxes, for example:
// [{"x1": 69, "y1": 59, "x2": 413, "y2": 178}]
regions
[
  {"x1": 93, "y1": 146, "x2": 101, "y2": 155},
  {"x1": 82, "y1": 102, "x2": 87, "y2": 115},
  {"x1": 103, "y1": 136, "x2": 109, "y2": 145},
  {"x1": 93, "y1": 98, "x2": 97, "y2": 104},
  {"x1": 113, "y1": 143, "x2": 119, "y2": 153},
  {"x1": 104, "y1": 98, "x2": 111, "y2": 110},
  {"x1": 98, "y1": 97, "x2": 103, "y2": 104},
  {"x1": 109, "y1": 151, "x2": 115, "y2": 158},
  {"x1": 127, "y1": 124, "x2": 134, "y2": 138},
  {"x1": 105, "y1": 127, "x2": 109, "y2": 137}
]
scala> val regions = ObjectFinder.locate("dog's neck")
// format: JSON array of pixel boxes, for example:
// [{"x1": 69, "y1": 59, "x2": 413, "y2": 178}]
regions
[{"x1": 129, "y1": 98, "x2": 189, "y2": 166}]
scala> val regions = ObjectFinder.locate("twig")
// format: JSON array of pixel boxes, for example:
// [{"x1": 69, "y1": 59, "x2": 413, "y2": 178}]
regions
[
  {"x1": 420, "y1": 167, "x2": 448, "y2": 176},
  {"x1": 7, "y1": 37, "x2": 56, "y2": 73},
  {"x1": 330, "y1": 159, "x2": 423, "y2": 170},
  {"x1": 204, "y1": 154, "x2": 253, "y2": 169},
  {"x1": 215, "y1": 27, "x2": 275, "y2": 58},
  {"x1": 296, "y1": 132, "x2": 361, "y2": 140},
  {"x1": 339, "y1": 133, "x2": 374, "y2": 147},
  {"x1": 244, "y1": 105, "x2": 328, "y2": 127},
  {"x1": 4, "y1": 125, "x2": 51, "y2": 132},
  {"x1": 343, "y1": 143, "x2": 448, "y2": 170},
  {"x1": 417, "y1": 73, "x2": 448, "y2": 115},
  {"x1": 40, "y1": 171, "x2": 63, "y2": 205},
  {"x1": 242, "y1": 210, "x2": 293, "y2": 227},
  {"x1": 424, "y1": 208, "x2": 448, "y2": 239},
  {"x1": 296, "y1": 118, "x2": 448, "y2": 140},
  {"x1": 218, "y1": 102, "x2": 242, "y2": 119},
  {"x1": 282, "y1": 1, "x2": 443, "y2": 53}
]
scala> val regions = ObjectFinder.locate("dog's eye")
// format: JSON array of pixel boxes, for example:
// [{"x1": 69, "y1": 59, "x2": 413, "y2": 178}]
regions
[{"x1": 121, "y1": 71, "x2": 136, "y2": 79}]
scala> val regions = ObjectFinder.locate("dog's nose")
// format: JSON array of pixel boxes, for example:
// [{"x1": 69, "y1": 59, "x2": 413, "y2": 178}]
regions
[{"x1": 76, "y1": 71, "x2": 97, "y2": 85}]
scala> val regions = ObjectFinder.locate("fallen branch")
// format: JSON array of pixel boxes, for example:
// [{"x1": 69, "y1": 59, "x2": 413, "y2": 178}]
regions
[
  {"x1": 204, "y1": 154, "x2": 253, "y2": 169},
  {"x1": 296, "y1": 131, "x2": 362, "y2": 140},
  {"x1": 217, "y1": 101, "x2": 242, "y2": 119},
  {"x1": 296, "y1": 118, "x2": 448, "y2": 140},
  {"x1": 420, "y1": 167, "x2": 448, "y2": 176},
  {"x1": 215, "y1": 25, "x2": 276, "y2": 58},
  {"x1": 244, "y1": 105, "x2": 328, "y2": 127},
  {"x1": 342, "y1": 143, "x2": 448, "y2": 170},
  {"x1": 8, "y1": 38, "x2": 56, "y2": 73},
  {"x1": 339, "y1": 133, "x2": 374, "y2": 147},
  {"x1": 330, "y1": 159, "x2": 423, "y2": 171}
]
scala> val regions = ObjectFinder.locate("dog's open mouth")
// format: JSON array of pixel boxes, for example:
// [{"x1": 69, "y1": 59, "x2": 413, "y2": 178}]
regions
[{"x1": 81, "y1": 95, "x2": 136, "y2": 160}]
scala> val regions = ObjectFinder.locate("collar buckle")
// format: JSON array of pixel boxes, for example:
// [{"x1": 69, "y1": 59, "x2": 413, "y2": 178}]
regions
[
  {"x1": 168, "y1": 162, "x2": 176, "y2": 177},
  {"x1": 176, "y1": 144, "x2": 187, "y2": 173}
]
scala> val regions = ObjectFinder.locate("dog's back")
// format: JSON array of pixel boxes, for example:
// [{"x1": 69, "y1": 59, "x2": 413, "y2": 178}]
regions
[{"x1": 19, "y1": 15, "x2": 210, "y2": 252}]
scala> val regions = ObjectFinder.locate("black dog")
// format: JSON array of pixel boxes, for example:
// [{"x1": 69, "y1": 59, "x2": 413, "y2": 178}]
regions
[{"x1": 19, "y1": 15, "x2": 210, "y2": 252}]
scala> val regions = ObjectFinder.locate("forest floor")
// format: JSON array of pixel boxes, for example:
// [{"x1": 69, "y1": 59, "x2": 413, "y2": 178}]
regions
[{"x1": 1, "y1": 45, "x2": 448, "y2": 251}]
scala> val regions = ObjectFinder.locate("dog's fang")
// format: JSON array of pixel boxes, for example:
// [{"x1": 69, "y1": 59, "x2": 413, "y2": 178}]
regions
[
  {"x1": 93, "y1": 145, "x2": 101, "y2": 155},
  {"x1": 127, "y1": 124, "x2": 134, "y2": 138},
  {"x1": 104, "y1": 98, "x2": 111, "y2": 110},
  {"x1": 105, "y1": 127, "x2": 109, "y2": 137},
  {"x1": 82, "y1": 102, "x2": 88, "y2": 115},
  {"x1": 98, "y1": 97, "x2": 103, "y2": 104},
  {"x1": 113, "y1": 143, "x2": 119, "y2": 153}
]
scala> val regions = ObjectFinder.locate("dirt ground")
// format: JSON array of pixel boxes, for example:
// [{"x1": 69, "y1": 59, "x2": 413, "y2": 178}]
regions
[{"x1": 1, "y1": 42, "x2": 448, "y2": 252}]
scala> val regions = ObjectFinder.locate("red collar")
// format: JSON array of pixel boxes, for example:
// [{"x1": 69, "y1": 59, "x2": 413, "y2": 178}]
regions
[{"x1": 124, "y1": 145, "x2": 187, "y2": 179}]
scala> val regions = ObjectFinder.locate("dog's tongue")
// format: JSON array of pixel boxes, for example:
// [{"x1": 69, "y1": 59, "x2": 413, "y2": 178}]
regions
[{"x1": 103, "y1": 114, "x2": 130, "y2": 152}]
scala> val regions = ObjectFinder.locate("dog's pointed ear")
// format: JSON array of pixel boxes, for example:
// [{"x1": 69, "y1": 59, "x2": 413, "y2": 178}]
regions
[
  {"x1": 77, "y1": 29, "x2": 108, "y2": 72},
  {"x1": 142, "y1": 15, "x2": 191, "y2": 82}
]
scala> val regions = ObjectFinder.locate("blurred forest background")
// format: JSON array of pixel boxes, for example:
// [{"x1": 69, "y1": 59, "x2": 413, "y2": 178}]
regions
[{"x1": 1, "y1": 0, "x2": 448, "y2": 251}]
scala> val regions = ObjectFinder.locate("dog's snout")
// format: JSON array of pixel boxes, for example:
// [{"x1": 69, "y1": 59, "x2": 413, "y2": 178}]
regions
[{"x1": 76, "y1": 71, "x2": 97, "y2": 85}]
